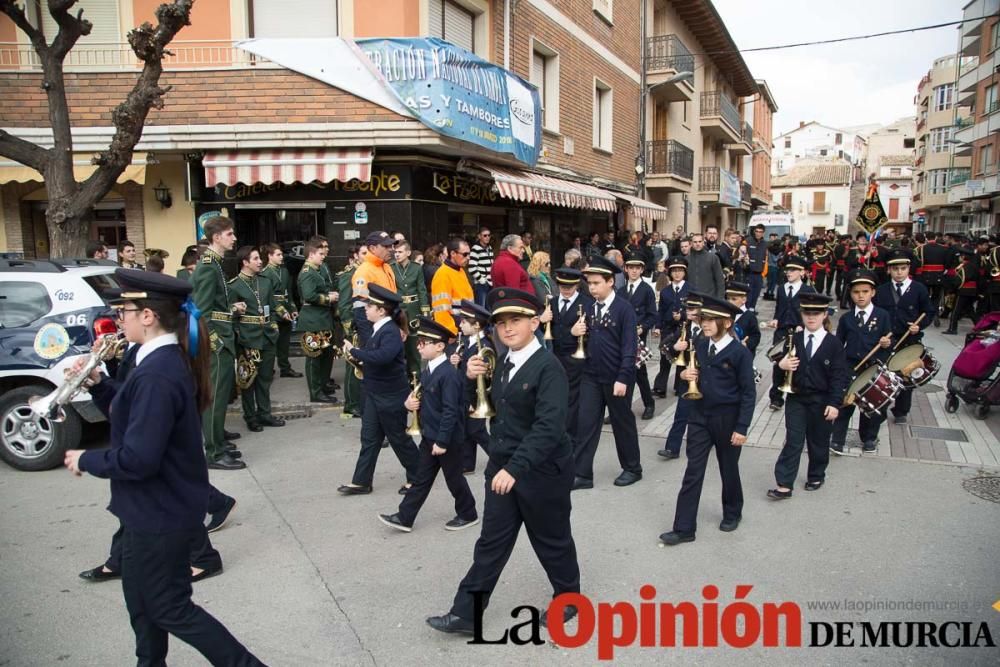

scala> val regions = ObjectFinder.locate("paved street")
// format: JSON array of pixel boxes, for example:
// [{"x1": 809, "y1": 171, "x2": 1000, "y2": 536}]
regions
[{"x1": 2, "y1": 302, "x2": 999, "y2": 665}]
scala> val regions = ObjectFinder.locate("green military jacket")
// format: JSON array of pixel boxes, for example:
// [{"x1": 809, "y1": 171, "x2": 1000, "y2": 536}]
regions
[
  {"x1": 191, "y1": 247, "x2": 235, "y2": 353},
  {"x1": 337, "y1": 262, "x2": 357, "y2": 332},
  {"x1": 231, "y1": 271, "x2": 279, "y2": 350},
  {"x1": 392, "y1": 260, "x2": 429, "y2": 321},
  {"x1": 175, "y1": 268, "x2": 193, "y2": 283},
  {"x1": 261, "y1": 262, "x2": 294, "y2": 319},
  {"x1": 297, "y1": 260, "x2": 334, "y2": 332}
]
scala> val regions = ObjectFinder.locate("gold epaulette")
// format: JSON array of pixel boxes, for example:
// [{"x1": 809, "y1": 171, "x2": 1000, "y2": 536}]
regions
[{"x1": 201, "y1": 255, "x2": 213, "y2": 264}]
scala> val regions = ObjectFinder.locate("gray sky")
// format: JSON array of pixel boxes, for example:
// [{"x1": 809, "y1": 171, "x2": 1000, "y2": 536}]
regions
[{"x1": 713, "y1": 0, "x2": 964, "y2": 136}]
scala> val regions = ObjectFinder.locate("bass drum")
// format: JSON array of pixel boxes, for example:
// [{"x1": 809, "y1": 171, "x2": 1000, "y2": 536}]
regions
[
  {"x1": 887, "y1": 344, "x2": 940, "y2": 389},
  {"x1": 844, "y1": 364, "x2": 903, "y2": 417}
]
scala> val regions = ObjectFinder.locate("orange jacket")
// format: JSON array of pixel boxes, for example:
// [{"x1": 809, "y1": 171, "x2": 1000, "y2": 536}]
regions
[
  {"x1": 351, "y1": 254, "x2": 397, "y2": 307},
  {"x1": 430, "y1": 261, "x2": 473, "y2": 333}
]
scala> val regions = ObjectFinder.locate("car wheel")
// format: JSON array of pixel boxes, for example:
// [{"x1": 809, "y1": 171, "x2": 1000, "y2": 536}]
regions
[{"x1": 0, "y1": 385, "x2": 82, "y2": 471}]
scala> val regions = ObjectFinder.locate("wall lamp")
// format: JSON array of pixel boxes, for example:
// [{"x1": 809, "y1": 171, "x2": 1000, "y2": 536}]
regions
[{"x1": 153, "y1": 181, "x2": 172, "y2": 209}]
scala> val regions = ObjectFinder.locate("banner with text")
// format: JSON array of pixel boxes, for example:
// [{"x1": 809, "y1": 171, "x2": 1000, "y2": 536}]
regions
[{"x1": 356, "y1": 37, "x2": 541, "y2": 166}]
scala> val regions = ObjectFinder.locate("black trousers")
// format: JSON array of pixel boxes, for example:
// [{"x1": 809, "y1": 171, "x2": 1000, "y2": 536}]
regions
[
  {"x1": 831, "y1": 403, "x2": 885, "y2": 446},
  {"x1": 663, "y1": 397, "x2": 692, "y2": 455},
  {"x1": 813, "y1": 271, "x2": 830, "y2": 295},
  {"x1": 462, "y1": 416, "x2": 490, "y2": 472},
  {"x1": 672, "y1": 407, "x2": 742, "y2": 535},
  {"x1": 768, "y1": 328, "x2": 792, "y2": 406},
  {"x1": 106, "y1": 485, "x2": 230, "y2": 572},
  {"x1": 351, "y1": 388, "x2": 419, "y2": 487},
  {"x1": 556, "y1": 355, "x2": 585, "y2": 447},
  {"x1": 398, "y1": 438, "x2": 477, "y2": 526},
  {"x1": 774, "y1": 396, "x2": 832, "y2": 487},
  {"x1": 891, "y1": 386, "x2": 913, "y2": 418},
  {"x1": 121, "y1": 527, "x2": 262, "y2": 667},
  {"x1": 947, "y1": 295, "x2": 978, "y2": 331},
  {"x1": 574, "y1": 376, "x2": 642, "y2": 480},
  {"x1": 652, "y1": 354, "x2": 671, "y2": 394},
  {"x1": 450, "y1": 455, "x2": 580, "y2": 620},
  {"x1": 636, "y1": 363, "x2": 654, "y2": 408}
]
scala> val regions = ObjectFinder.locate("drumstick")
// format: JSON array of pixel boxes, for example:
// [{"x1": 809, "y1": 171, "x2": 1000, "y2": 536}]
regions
[
  {"x1": 853, "y1": 340, "x2": 885, "y2": 372},
  {"x1": 891, "y1": 313, "x2": 927, "y2": 352}
]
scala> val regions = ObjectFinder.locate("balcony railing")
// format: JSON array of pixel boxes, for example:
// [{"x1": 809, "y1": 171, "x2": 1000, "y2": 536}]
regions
[
  {"x1": 956, "y1": 116, "x2": 975, "y2": 129},
  {"x1": 0, "y1": 40, "x2": 273, "y2": 71},
  {"x1": 950, "y1": 169, "x2": 972, "y2": 186},
  {"x1": 700, "y1": 91, "x2": 741, "y2": 134},
  {"x1": 699, "y1": 166, "x2": 720, "y2": 192},
  {"x1": 646, "y1": 140, "x2": 694, "y2": 180},
  {"x1": 986, "y1": 100, "x2": 1000, "y2": 115},
  {"x1": 645, "y1": 34, "x2": 694, "y2": 73},
  {"x1": 741, "y1": 181, "x2": 752, "y2": 203},
  {"x1": 742, "y1": 122, "x2": 753, "y2": 145}
]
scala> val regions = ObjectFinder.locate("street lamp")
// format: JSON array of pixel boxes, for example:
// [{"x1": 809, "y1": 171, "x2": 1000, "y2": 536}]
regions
[{"x1": 648, "y1": 71, "x2": 694, "y2": 93}]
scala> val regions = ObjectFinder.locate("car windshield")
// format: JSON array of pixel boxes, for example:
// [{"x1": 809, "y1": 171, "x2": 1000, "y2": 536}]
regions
[{"x1": 82, "y1": 273, "x2": 121, "y2": 304}]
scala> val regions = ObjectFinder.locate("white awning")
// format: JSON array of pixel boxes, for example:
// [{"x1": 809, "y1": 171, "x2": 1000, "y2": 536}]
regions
[
  {"x1": 0, "y1": 155, "x2": 148, "y2": 185},
  {"x1": 470, "y1": 161, "x2": 616, "y2": 212},
  {"x1": 616, "y1": 192, "x2": 668, "y2": 220},
  {"x1": 203, "y1": 148, "x2": 374, "y2": 187}
]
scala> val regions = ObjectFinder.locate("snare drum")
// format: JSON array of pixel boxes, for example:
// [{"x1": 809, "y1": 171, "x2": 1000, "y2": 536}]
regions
[
  {"x1": 766, "y1": 340, "x2": 787, "y2": 363},
  {"x1": 887, "y1": 344, "x2": 940, "y2": 389},
  {"x1": 843, "y1": 364, "x2": 903, "y2": 416}
]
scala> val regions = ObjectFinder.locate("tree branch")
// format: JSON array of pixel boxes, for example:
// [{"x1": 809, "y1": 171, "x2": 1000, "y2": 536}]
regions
[
  {"x1": 0, "y1": 129, "x2": 50, "y2": 171},
  {"x1": 48, "y1": 0, "x2": 92, "y2": 60},
  {"x1": 0, "y1": 1, "x2": 47, "y2": 52}
]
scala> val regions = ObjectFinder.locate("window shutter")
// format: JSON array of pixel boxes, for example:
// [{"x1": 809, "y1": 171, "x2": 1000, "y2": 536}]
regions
[
  {"x1": 253, "y1": 0, "x2": 338, "y2": 38},
  {"x1": 428, "y1": 0, "x2": 443, "y2": 38},
  {"x1": 532, "y1": 52, "x2": 545, "y2": 106},
  {"x1": 812, "y1": 191, "x2": 826, "y2": 212},
  {"x1": 781, "y1": 192, "x2": 792, "y2": 209},
  {"x1": 888, "y1": 198, "x2": 899, "y2": 219},
  {"x1": 42, "y1": 0, "x2": 120, "y2": 53},
  {"x1": 443, "y1": 0, "x2": 474, "y2": 51}
]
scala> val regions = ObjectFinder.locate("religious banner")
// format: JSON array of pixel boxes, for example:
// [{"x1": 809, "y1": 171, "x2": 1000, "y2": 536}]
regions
[{"x1": 855, "y1": 179, "x2": 888, "y2": 236}]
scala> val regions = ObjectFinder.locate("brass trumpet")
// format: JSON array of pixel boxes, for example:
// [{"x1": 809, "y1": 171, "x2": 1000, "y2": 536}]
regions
[
  {"x1": 778, "y1": 333, "x2": 796, "y2": 394},
  {"x1": 570, "y1": 304, "x2": 587, "y2": 360},
  {"x1": 406, "y1": 371, "x2": 422, "y2": 437},
  {"x1": 682, "y1": 343, "x2": 703, "y2": 400},
  {"x1": 345, "y1": 332, "x2": 363, "y2": 380},
  {"x1": 30, "y1": 334, "x2": 127, "y2": 422},
  {"x1": 543, "y1": 295, "x2": 554, "y2": 341},
  {"x1": 674, "y1": 323, "x2": 689, "y2": 367},
  {"x1": 469, "y1": 336, "x2": 496, "y2": 418}
]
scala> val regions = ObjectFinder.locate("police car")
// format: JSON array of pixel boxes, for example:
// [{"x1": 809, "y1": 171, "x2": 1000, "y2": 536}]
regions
[{"x1": 0, "y1": 258, "x2": 120, "y2": 471}]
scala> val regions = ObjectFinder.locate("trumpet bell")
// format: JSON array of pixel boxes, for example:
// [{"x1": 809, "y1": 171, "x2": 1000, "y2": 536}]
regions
[
  {"x1": 28, "y1": 394, "x2": 67, "y2": 423},
  {"x1": 682, "y1": 386, "x2": 703, "y2": 400}
]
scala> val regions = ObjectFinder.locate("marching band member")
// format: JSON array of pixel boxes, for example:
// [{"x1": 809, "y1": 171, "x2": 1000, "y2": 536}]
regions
[
  {"x1": 660, "y1": 295, "x2": 755, "y2": 545},
  {"x1": 913, "y1": 231, "x2": 949, "y2": 326},
  {"x1": 621, "y1": 258, "x2": 658, "y2": 420},
  {"x1": 656, "y1": 294, "x2": 703, "y2": 461},
  {"x1": 298, "y1": 239, "x2": 340, "y2": 405},
  {"x1": 767, "y1": 293, "x2": 849, "y2": 500},
  {"x1": 261, "y1": 243, "x2": 302, "y2": 379},
  {"x1": 452, "y1": 299, "x2": 494, "y2": 474},
  {"x1": 767, "y1": 257, "x2": 816, "y2": 411},
  {"x1": 427, "y1": 287, "x2": 580, "y2": 635},
  {"x1": 572, "y1": 256, "x2": 643, "y2": 490},
  {"x1": 943, "y1": 247, "x2": 980, "y2": 335},
  {"x1": 810, "y1": 238, "x2": 833, "y2": 296},
  {"x1": 873, "y1": 251, "x2": 934, "y2": 425},
  {"x1": 726, "y1": 281, "x2": 760, "y2": 354},
  {"x1": 338, "y1": 285, "x2": 419, "y2": 495},
  {"x1": 830, "y1": 269, "x2": 893, "y2": 455},
  {"x1": 833, "y1": 234, "x2": 851, "y2": 305},
  {"x1": 652, "y1": 256, "x2": 689, "y2": 398},
  {"x1": 378, "y1": 316, "x2": 478, "y2": 533},
  {"x1": 551, "y1": 267, "x2": 594, "y2": 455}
]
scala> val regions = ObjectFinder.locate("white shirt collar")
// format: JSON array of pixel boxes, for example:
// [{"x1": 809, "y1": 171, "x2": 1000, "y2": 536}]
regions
[
  {"x1": 372, "y1": 316, "x2": 391, "y2": 333},
  {"x1": 709, "y1": 333, "x2": 735, "y2": 353},
  {"x1": 597, "y1": 290, "x2": 616, "y2": 310},
  {"x1": 627, "y1": 279, "x2": 642, "y2": 289},
  {"x1": 427, "y1": 354, "x2": 447, "y2": 374},
  {"x1": 505, "y1": 336, "x2": 542, "y2": 381},
  {"x1": 893, "y1": 278, "x2": 912, "y2": 292},
  {"x1": 784, "y1": 280, "x2": 802, "y2": 294},
  {"x1": 803, "y1": 327, "x2": 827, "y2": 350},
  {"x1": 466, "y1": 330, "x2": 484, "y2": 348},
  {"x1": 672, "y1": 280, "x2": 686, "y2": 291},
  {"x1": 135, "y1": 333, "x2": 178, "y2": 367},
  {"x1": 855, "y1": 303, "x2": 874, "y2": 318},
  {"x1": 559, "y1": 291, "x2": 579, "y2": 308}
]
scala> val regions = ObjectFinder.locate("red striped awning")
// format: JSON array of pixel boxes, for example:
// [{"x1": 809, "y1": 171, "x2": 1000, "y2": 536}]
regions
[
  {"x1": 616, "y1": 193, "x2": 669, "y2": 221},
  {"x1": 203, "y1": 148, "x2": 374, "y2": 187},
  {"x1": 470, "y1": 162, "x2": 617, "y2": 212}
]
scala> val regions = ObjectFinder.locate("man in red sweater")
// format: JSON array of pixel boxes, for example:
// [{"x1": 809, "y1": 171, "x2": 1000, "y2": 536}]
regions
[{"x1": 491, "y1": 234, "x2": 532, "y2": 291}]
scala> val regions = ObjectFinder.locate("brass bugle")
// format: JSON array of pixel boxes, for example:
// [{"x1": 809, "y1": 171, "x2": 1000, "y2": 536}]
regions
[
  {"x1": 543, "y1": 294, "x2": 554, "y2": 341},
  {"x1": 406, "y1": 371, "x2": 422, "y2": 436},
  {"x1": 469, "y1": 336, "x2": 496, "y2": 418},
  {"x1": 778, "y1": 332, "x2": 796, "y2": 394},
  {"x1": 570, "y1": 303, "x2": 587, "y2": 360},
  {"x1": 674, "y1": 323, "x2": 688, "y2": 367},
  {"x1": 682, "y1": 342, "x2": 703, "y2": 400}
]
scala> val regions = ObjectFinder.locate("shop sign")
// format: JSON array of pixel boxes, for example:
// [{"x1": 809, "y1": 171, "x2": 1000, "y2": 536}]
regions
[
  {"x1": 202, "y1": 168, "x2": 409, "y2": 203},
  {"x1": 357, "y1": 37, "x2": 541, "y2": 166},
  {"x1": 354, "y1": 202, "x2": 368, "y2": 224},
  {"x1": 430, "y1": 171, "x2": 497, "y2": 205}
]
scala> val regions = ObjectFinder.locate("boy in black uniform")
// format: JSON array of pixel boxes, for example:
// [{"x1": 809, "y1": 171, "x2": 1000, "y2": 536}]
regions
[
  {"x1": 873, "y1": 251, "x2": 934, "y2": 424},
  {"x1": 657, "y1": 294, "x2": 703, "y2": 460},
  {"x1": 572, "y1": 255, "x2": 643, "y2": 489},
  {"x1": 726, "y1": 281, "x2": 760, "y2": 354},
  {"x1": 621, "y1": 258, "x2": 658, "y2": 419},
  {"x1": 831, "y1": 270, "x2": 893, "y2": 455},
  {"x1": 379, "y1": 317, "x2": 478, "y2": 532},
  {"x1": 550, "y1": 268, "x2": 594, "y2": 454},
  {"x1": 451, "y1": 299, "x2": 494, "y2": 474},
  {"x1": 767, "y1": 293, "x2": 849, "y2": 499},
  {"x1": 653, "y1": 256, "x2": 689, "y2": 397},
  {"x1": 767, "y1": 257, "x2": 816, "y2": 411},
  {"x1": 660, "y1": 295, "x2": 756, "y2": 545},
  {"x1": 427, "y1": 287, "x2": 580, "y2": 634}
]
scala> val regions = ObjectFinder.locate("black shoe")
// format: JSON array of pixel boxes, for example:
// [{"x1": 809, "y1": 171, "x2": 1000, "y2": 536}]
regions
[
  {"x1": 657, "y1": 449, "x2": 680, "y2": 460},
  {"x1": 641, "y1": 405, "x2": 655, "y2": 420},
  {"x1": 208, "y1": 453, "x2": 246, "y2": 470},
  {"x1": 191, "y1": 565, "x2": 223, "y2": 583},
  {"x1": 246, "y1": 420, "x2": 263, "y2": 433},
  {"x1": 659, "y1": 531, "x2": 695, "y2": 546},
  {"x1": 804, "y1": 480, "x2": 824, "y2": 491},
  {"x1": 78, "y1": 565, "x2": 120, "y2": 582},
  {"x1": 258, "y1": 415, "x2": 286, "y2": 427},
  {"x1": 613, "y1": 470, "x2": 642, "y2": 487},
  {"x1": 571, "y1": 477, "x2": 593, "y2": 491},
  {"x1": 942, "y1": 329, "x2": 957, "y2": 335},
  {"x1": 310, "y1": 395, "x2": 341, "y2": 404},
  {"x1": 894, "y1": 415, "x2": 907, "y2": 425},
  {"x1": 280, "y1": 369, "x2": 304, "y2": 378},
  {"x1": 426, "y1": 613, "x2": 474, "y2": 635},
  {"x1": 223, "y1": 430, "x2": 241, "y2": 441},
  {"x1": 719, "y1": 517, "x2": 741, "y2": 532},
  {"x1": 337, "y1": 484, "x2": 372, "y2": 495},
  {"x1": 378, "y1": 513, "x2": 412, "y2": 533},
  {"x1": 223, "y1": 440, "x2": 238, "y2": 451},
  {"x1": 206, "y1": 496, "x2": 237, "y2": 533},
  {"x1": 769, "y1": 402, "x2": 783, "y2": 411},
  {"x1": 226, "y1": 449, "x2": 243, "y2": 459},
  {"x1": 862, "y1": 441, "x2": 878, "y2": 454},
  {"x1": 444, "y1": 516, "x2": 480, "y2": 531},
  {"x1": 324, "y1": 382, "x2": 339, "y2": 394},
  {"x1": 398, "y1": 484, "x2": 412, "y2": 495},
  {"x1": 603, "y1": 415, "x2": 612, "y2": 425},
  {"x1": 652, "y1": 390, "x2": 667, "y2": 398},
  {"x1": 933, "y1": 316, "x2": 941, "y2": 328},
  {"x1": 767, "y1": 488, "x2": 792, "y2": 500},
  {"x1": 830, "y1": 443, "x2": 846, "y2": 456},
  {"x1": 541, "y1": 604, "x2": 579, "y2": 627}
]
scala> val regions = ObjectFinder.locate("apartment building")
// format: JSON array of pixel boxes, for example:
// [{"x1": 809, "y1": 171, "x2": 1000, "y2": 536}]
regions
[
  {"x1": 772, "y1": 121, "x2": 866, "y2": 175},
  {"x1": 862, "y1": 117, "x2": 916, "y2": 234},
  {"x1": 771, "y1": 159, "x2": 852, "y2": 239},
  {"x1": 912, "y1": 53, "x2": 973, "y2": 234},
  {"x1": 1, "y1": 0, "x2": 671, "y2": 266},
  {"x1": 743, "y1": 79, "x2": 778, "y2": 214},
  {"x1": 949, "y1": 0, "x2": 1000, "y2": 235},
  {"x1": 640, "y1": 0, "x2": 767, "y2": 235}
]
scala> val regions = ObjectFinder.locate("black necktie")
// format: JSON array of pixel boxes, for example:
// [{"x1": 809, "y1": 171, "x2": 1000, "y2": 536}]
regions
[
  {"x1": 628, "y1": 283, "x2": 635, "y2": 297},
  {"x1": 674, "y1": 286, "x2": 680, "y2": 296},
  {"x1": 708, "y1": 343, "x2": 717, "y2": 359},
  {"x1": 595, "y1": 302, "x2": 603, "y2": 319},
  {"x1": 805, "y1": 334, "x2": 814, "y2": 361},
  {"x1": 560, "y1": 298, "x2": 570, "y2": 315},
  {"x1": 857, "y1": 311, "x2": 865, "y2": 327},
  {"x1": 499, "y1": 358, "x2": 514, "y2": 392},
  {"x1": 788, "y1": 284, "x2": 794, "y2": 299},
  {"x1": 895, "y1": 282, "x2": 904, "y2": 298}
]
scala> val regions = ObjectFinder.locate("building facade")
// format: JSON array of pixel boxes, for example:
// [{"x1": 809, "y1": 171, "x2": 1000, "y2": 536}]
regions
[
  {"x1": 771, "y1": 160, "x2": 852, "y2": 239},
  {"x1": 771, "y1": 121, "x2": 866, "y2": 175},
  {"x1": 912, "y1": 53, "x2": 974, "y2": 234},
  {"x1": 743, "y1": 79, "x2": 777, "y2": 215}
]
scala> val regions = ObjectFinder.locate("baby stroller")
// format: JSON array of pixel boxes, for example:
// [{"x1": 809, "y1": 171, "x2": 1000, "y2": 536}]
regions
[{"x1": 944, "y1": 312, "x2": 1000, "y2": 419}]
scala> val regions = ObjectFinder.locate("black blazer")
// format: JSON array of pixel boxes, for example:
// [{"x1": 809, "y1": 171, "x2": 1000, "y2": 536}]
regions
[
  {"x1": 618, "y1": 281, "x2": 657, "y2": 333},
  {"x1": 873, "y1": 280, "x2": 934, "y2": 343},
  {"x1": 551, "y1": 291, "x2": 594, "y2": 358},
  {"x1": 657, "y1": 281, "x2": 689, "y2": 332},
  {"x1": 734, "y1": 309, "x2": 761, "y2": 354},
  {"x1": 585, "y1": 295, "x2": 638, "y2": 385},
  {"x1": 788, "y1": 330, "x2": 849, "y2": 407},
  {"x1": 349, "y1": 320, "x2": 408, "y2": 394},
  {"x1": 773, "y1": 282, "x2": 817, "y2": 337},
  {"x1": 690, "y1": 337, "x2": 756, "y2": 435},
  {"x1": 419, "y1": 360, "x2": 465, "y2": 448},
  {"x1": 835, "y1": 306, "x2": 893, "y2": 369}
]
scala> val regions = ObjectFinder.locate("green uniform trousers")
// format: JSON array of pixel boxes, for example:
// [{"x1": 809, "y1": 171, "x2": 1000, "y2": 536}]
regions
[
  {"x1": 275, "y1": 321, "x2": 293, "y2": 373},
  {"x1": 306, "y1": 348, "x2": 332, "y2": 401},
  {"x1": 203, "y1": 345, "x2": 235, "y2": 461},
  {"x1": 241, "y1": 346, "x2": 276, "y2": 423},
  {"x1": 343, "y1": 363, "x2": 362, "y2": 415}
]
